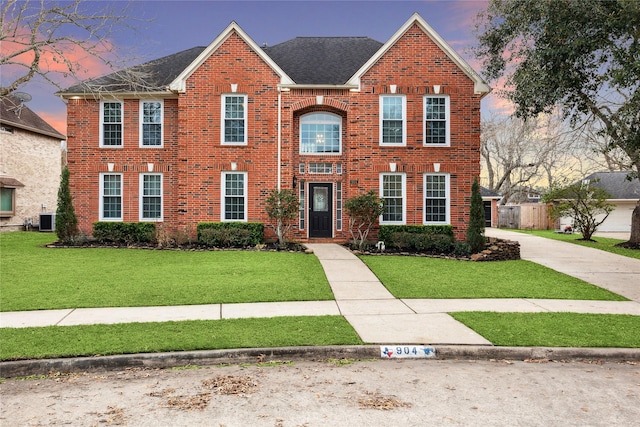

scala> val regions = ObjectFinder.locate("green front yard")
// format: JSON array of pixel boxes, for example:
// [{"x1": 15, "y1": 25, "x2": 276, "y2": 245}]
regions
[{"x1": 1, "y1": 231, "x2": 638, "y2": 361}]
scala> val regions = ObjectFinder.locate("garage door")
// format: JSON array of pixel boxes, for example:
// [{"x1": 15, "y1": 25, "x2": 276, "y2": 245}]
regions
[{"x1": 596, "y1": 202, "x2": 635, "y2": 232}]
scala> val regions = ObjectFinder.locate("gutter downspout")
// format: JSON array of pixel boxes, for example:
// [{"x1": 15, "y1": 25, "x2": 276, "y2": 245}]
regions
[{"x1": 277, "y1": 87, "x2": 282, "y2": 191}]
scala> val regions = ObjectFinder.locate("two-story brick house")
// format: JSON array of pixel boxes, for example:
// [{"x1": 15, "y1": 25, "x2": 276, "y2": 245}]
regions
[{"x1": 60, "y1": 13, "x2": 490, "y2": 242}]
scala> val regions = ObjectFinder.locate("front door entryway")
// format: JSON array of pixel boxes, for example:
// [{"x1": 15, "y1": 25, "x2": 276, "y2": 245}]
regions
[{"x1": 309, "y1": 183, "x2": 333, "y2": 238}]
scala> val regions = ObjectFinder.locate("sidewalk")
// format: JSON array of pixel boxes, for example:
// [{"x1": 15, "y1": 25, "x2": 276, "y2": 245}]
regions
[{"x1": 2, "y1": 234, "x2": 639, "y2": 346}]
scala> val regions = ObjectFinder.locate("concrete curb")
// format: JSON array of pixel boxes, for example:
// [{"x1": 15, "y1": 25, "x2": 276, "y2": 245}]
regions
[{"x1": 2, "y1": 345, "x2": 639, "y2": 378}]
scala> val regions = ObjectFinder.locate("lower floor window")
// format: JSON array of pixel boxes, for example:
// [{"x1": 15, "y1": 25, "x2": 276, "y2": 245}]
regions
[
  {"x1": 100, "y1": 173, "x2": 122, "y2": 220},
  {"x1": 222, "y1": 172, "x2": 247, "y2": 221},
  {"x1": 380, "y1": 173, "x2": 405, "y2": 224},
  {"x1": 0, "y1": 187, "x2": 15, "y2": 216},
  {"x1": 424, "y1": 174, "x2": 449, "y2": 223},
  {"x1": 140, "y1": 174, "x2": 163, "y2": 220}
]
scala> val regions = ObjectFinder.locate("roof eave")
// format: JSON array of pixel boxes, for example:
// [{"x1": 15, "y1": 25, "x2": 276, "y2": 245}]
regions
[
  {"x1": 0, "y1": 119, "x2": 65, "y2": 139},
  {"x1": 58, "y1": 90, "x2": 175, "y2": 100},
  {"x1": 278, "y1": 83, "x2": 359, "y2": 90},
  {"x1": 169, "y1": 21, "x2": 294, "y2": 93}
]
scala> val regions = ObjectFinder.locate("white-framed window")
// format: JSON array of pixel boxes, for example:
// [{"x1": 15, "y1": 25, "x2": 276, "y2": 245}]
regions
[
  {"x1": 424, "y1": 96, "x2": 450, "y2": 145},
  {"x1": 380, "y1": 173, "x2": 406, "y2": 224},
  {"x1": 308, "y1": 163, "x2": 333, "y2": 174},
  {"x1": 139, "y1": 173, "x2": 163, "y2": 221},
  {"x1": 380, "y1": 95, "x2": 406, "y2": 146},
  {"x1": 336, "y1": 181, "x2": 342, "y2": 231},
  {"x1": 0, "y1": 187, "x2": 16, "y2": 217},
  {"x1": 299, "y1": 182, "x2": 305, "y2": 230},
  {"x1": 100, "y1": 173, "x2": 123, "y2": 220},
  {"x1": 221, "y1": 94, "x2": 247, "y2": 145},
  {"x1": 100, "y1": 101, "x2": 123, "y2": 147},
  {"x1": 424, "y1": 173, "x2": 450, "y2": 224},
  {"x1": 140, "y1": 100, "x2": 163, "y2": 147},
  {"x1": 222, "y1": 172, "x2": 247, "y2": 221},
  {"x1": 300, "y1": 113, "x2": 341, "y2": 154}
]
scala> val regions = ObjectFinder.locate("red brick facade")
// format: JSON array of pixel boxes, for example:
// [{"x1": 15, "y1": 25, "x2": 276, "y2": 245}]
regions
[{"x1": 64, "y1": 15, "x2": 489, "y2": 242}]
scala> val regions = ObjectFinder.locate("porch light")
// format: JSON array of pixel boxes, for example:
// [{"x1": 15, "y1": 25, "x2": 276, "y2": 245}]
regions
[{"x1": 293, "y1": 175, "x2": 297, "y2": 189}]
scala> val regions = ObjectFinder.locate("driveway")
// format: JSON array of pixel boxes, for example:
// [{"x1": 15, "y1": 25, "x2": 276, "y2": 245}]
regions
[{"x1": 485, "y1": 228, "x2": 640, "y2": 302}]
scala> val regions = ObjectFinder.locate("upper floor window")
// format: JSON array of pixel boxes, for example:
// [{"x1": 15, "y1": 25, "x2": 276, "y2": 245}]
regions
[
  {"x1": 300, "y1": 113, "x2": 341, "y2": 154},
  {"x1": 424, "y1": 96, "x2": 450, "y2": 145},
  {"x1": 222, "y1": 172, "x2": 247, "y2": 221},
  {"x1": 140, "y1": 100, "x2": 163, "y2": 147},
  {"x1": 140, "y1": 173, "x2": 163, "y2": 221},
  {"x1": 380, "y1": 95, "x2": 406, "y2": 146},
  {"x1": 100, "y1": 173, "x2": 123, "y2": 220},
  {"x1": 100, "y1": 101, "x2": 123, "y2": 147},
  {"x1": 424, "y1": 173, "x2": 449, "y2": 224},
  {"x1": 380, "y1": 173, "x2": 405, "y2": 224},
  {"x1": 222, "y1": 95, "x2": 247, "y2": 145}
]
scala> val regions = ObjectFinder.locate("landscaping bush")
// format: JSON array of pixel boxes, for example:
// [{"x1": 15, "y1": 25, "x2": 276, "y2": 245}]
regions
[
  {"x1": 92, "y1": 222, "x2": 156, "y2": 245},
  {"x1": 197, "y1": 222, "x2": 264, "y2": 247},
  {"x1": 378, "y1": 224, "x2": 454, "y2": 242},
  {"x1": 378, "y1": 225, "x2": 456, "y2": 254}
]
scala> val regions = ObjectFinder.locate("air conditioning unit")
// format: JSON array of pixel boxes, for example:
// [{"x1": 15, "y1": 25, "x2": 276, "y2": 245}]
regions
[{"x1": 39, "y1": 213, "x2": 56, "y2": 232}]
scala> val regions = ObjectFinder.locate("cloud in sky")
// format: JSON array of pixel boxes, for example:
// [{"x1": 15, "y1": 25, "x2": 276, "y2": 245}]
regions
[{"x1": 7, "y1": 0, "x2": 501, "y2": 133}]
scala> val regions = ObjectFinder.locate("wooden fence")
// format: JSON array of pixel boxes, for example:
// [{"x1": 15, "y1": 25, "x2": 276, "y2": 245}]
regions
[{"x1": 498, "y1": 203, "x2": 550, "y2": 230}]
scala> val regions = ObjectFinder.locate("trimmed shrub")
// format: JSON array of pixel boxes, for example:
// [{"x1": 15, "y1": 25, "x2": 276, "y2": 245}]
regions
[
  {"x1": 379, "y1": 225, "x2": 455, "y2": 253},
  {"x1": 197, "y1": 222, "x2": 264, "y2": 247},
  {"x1": 92, "y1": 222, "x2": 156, "y2": 245},
  {"x1": 379, "y1": 225, "x2": 454, "y2": 243}
]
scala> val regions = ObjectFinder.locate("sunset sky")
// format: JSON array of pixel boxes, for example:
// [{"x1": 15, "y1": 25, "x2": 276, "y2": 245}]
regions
[{"x1": 4, "y1": 0, "x2": 507, "y2": 136}]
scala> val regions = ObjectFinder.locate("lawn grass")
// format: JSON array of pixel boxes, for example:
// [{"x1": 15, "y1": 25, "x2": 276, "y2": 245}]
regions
[
  {"x1": 0, "y1": 232, "x2": 333, "y2": 311},
  {"x1": 515, "y1": 229, "x2": 640, "y2": 260},
  {"x1": 451, "y1": 312, "x2": 640, "y2": 347},
  {"x1": 0, "y1": 316, "x2": 363, "y2": 361},
  {"x1": 361, "y1": 256, "x2": 627, "y2": 300}
]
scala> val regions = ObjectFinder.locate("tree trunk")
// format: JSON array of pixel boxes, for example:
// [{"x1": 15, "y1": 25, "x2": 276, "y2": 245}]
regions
[{"x1": 630, "y1": 199, "x2": 640, "y2": 245}]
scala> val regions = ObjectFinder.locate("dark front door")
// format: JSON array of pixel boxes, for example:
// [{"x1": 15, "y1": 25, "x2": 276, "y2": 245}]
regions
[
  {"x1": 483, "y1": 201, "x2": 492, "y2": 227},
  {"x1": 309, "y1": 183, "x2": 333, "y2": 238}
]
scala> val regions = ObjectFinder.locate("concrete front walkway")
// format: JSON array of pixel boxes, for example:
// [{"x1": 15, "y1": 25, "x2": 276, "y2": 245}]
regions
[{"x1": 1, "y1": 233, "x2": 639, "y2": 346}]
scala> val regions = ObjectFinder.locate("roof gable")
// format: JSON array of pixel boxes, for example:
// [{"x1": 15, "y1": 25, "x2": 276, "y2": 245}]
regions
[
  {"x1": 169, "y1": 22, "x2": 293, "y2": 92},
  {"x1": 347, "y1": 13, "x2": 490, "y2": 95},
  {"x1": 0, "y1": 95, "x2": 65, "y2": 139}
]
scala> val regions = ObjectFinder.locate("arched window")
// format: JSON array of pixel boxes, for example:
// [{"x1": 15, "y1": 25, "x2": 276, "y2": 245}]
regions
[{"x1": 300, "y1": 113, "x2": 341, "y2": 154}]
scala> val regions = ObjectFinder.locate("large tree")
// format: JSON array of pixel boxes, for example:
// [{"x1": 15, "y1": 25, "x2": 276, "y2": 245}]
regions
[
  {"x1": 0, "y1": 0, "x2": 134, "y2": 97},
  {"x1": 475, "y1": 0, "x2": 640, "y2": 244}
]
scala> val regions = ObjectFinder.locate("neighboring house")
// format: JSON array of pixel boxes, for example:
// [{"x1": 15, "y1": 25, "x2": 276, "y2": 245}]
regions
[
  {"x1": 0, "y1": 95, "x2": 65, "y2": 232},
  {"x1": 481, "y1": 186, "x2": 501, "y2": 228},
  {"x1": 563, "y1": 171, "x2": 640, "y2": 233},
  {"x1": 59, "y1": 13, "x2": 490, "y2": 242}
]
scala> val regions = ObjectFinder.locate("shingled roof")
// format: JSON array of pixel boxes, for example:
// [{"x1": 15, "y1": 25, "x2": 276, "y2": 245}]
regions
[
  {"x1": 61, "y1": 36, "x2": 383, "y2": 93},
  {"x1": 62, "y1": 46, "x2": 207, "y2": 94},
  {"x1": 0, "y1": 95, "x2": 65, "y2": 139},
  {"x1": 582, "y1": 171, "x2": 640, "y2": 200},
  {"x1": 263, "y1": 37, "x2": 383, "y2": 85}
]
